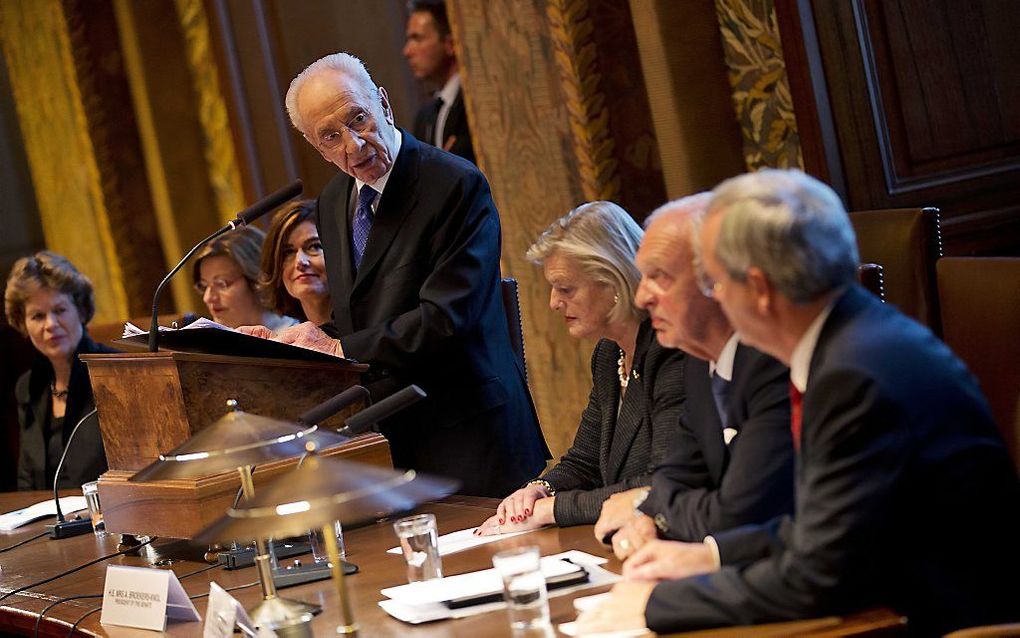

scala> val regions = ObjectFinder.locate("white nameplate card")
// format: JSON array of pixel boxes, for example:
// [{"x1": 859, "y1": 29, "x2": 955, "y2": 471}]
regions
[
  {"x1": 100, "y1": 565, "x2": 201, "y2": 631},
  {"x1": 204, "y1": 582, "x2": 268, "y2": 638}
]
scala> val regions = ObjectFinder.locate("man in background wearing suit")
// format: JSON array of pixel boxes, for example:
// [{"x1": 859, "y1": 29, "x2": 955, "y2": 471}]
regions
[
  {"x1": 593, "y1": 193, "x2": 794, "y2": 559},
  {"x1": 579, "y1": 170, "x2": 1020, "y2": 635},
  {"x1": 403, "y1": 0, "x2": 475, "y2": 163},
  {"x1": 273, "y1": 52, "x2": 548, "y2": 497}
]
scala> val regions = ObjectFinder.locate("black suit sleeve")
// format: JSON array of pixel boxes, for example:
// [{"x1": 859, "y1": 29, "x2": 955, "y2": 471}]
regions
[
  {"x1": 549, "y1": 340, "x2": 685, "y2": 526},
  {"x1": 339, "y1": 170, "x2": 499, "y2": 368},
  {"x1": 645, "y1": 353, "x2": 793, "y2": 540},
  {"x1": 644, "y1": 368, "x2": 911, "y2": 632},
  {"x1": 14, "y1": 372, "x2": 33, "y2": 491},
  {"x1": 541, "y1": 340, "x2": 609, "y2": 497}
]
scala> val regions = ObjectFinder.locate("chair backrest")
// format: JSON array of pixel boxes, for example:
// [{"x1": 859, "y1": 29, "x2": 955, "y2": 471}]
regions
[
  {"x1": 937, "y1": 257, "x2": 1020, "y2": 465},
  {"x1": 500, "y1": 278, "x2": 528, "y2": 382},
  {"x1": 856, "y1": 263, "x2": 885, "y2": 302},
  {"x1": 849, "y1": 207, "x2": 943, "y2": 334}
]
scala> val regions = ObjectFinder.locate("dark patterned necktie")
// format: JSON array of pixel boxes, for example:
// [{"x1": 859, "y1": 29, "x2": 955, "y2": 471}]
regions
[
  {"x1": 426, "y1": 96, "x2": 444, "y2": 146},
  {"x1": 710, "y1": 371, "x2": 730, "y2": 429},
  {"x1": 352, "y1": 185, "x2": 377, "y2": 269},
  {"x1": 789, "y1": 382, "x2": 803, "y2": 452}
]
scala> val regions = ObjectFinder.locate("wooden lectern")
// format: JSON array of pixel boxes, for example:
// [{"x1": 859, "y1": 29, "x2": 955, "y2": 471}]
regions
[{"x1": 81, "y1": 352, "x2": 392, "y2": 539}]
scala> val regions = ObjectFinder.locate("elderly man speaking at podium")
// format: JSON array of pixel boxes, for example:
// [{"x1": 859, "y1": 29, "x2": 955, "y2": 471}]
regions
[{"x1": 242, "y1": 52, "x2": 548, "y2": 498}]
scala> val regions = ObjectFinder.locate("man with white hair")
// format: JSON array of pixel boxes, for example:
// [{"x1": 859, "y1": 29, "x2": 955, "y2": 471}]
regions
[
  {"x1": 578, "y1": 170, "x2": 1019, "y2": 635},
  {"x1": 593, "y1": 193, "x2": 794, "y2": 559},
  {"x1": 271, "y1": 52, "x2": 548, "y2": 497}
]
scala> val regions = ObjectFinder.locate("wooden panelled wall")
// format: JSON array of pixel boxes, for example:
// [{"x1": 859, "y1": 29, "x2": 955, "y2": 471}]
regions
[{"x1": 776, "y1": 0, "x2": 1020, "y2": 256}]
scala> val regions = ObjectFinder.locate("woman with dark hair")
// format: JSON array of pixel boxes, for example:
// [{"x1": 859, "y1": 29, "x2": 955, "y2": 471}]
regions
[
  {"x1": 191, "y1": 225, "x2": 296, "y2": 330},
  {"x1": 4, "y1": 251, "x2": 115, "y2": 490},
  {"x1": 259, "y1": 200, "x2": 331, "y2": 325}
]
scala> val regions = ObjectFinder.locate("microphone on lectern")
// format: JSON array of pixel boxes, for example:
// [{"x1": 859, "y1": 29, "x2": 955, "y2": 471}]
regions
[
  {"x1": 297, "y1": 386, "x2": 371, "y2": 427},
  {"x1": 147, "y1": 180, "x2": 303, "y2": 352},
  {"x1": 337, "y1": 385, "x2": 426, "y2": 438}
]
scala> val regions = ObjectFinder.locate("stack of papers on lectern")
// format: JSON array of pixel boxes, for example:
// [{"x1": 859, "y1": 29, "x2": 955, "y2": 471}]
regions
[
  {"x1": 117, "y1": 318, "x2": 345, "y2": 363},
  {"x1": 378, "y1": 550, "x2": 620, "y2": 624}
]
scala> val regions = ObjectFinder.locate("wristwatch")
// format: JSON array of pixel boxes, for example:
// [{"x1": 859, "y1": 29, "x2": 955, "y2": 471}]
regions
[{"x1": 526, "y1": 479, "x2": 556, "y2": 497}]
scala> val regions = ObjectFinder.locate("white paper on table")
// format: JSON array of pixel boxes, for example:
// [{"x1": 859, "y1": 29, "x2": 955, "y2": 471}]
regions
[
  {"x1": 386, "y1": 526, "x2": 537, "y2": 557},
  {"x1": 559, "y1": 592, "x2": 652, "y2": 637},
  {"x1": 378, "y1": 550, "x2": 620, "y2": 624},
  {"x1": 0, "y1": 497, "x2": 88, "y2": 532},
  {"x1": 558, "y1": 621, "x2": 651, "y2": 637}
]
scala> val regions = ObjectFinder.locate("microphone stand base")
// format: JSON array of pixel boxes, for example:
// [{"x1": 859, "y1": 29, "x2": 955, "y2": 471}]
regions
[{"x1": 46, "y1": 518, "x2": 93, "y2": 539}]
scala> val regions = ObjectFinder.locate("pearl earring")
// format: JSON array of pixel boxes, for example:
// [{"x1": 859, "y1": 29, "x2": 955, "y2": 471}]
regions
[{"x1": 613, "y1": 293, "x2": 620, "y2": 305}]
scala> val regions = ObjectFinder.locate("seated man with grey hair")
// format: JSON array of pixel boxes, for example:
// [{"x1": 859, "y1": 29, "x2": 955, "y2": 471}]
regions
[
  {"x1": 245, "y1": 52, "x2": 549, "y2": 497},
  {"x1": 578, "y1": 169, "x2": 1019, "y2": 635},
  {"x1": 594, "y1": 193, "x2": 794, "y2": 560}
]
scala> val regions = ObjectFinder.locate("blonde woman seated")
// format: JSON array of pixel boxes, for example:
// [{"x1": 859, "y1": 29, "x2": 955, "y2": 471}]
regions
[
  {"x1": 477, "y1": 201, "x2": 685, "y2": 535},
  {"x1": 191, "y1": 226, "x2": 296, "y2": 331},
  {"x1": 259, "y1": 200, "x2": 332, "y2": 326}
]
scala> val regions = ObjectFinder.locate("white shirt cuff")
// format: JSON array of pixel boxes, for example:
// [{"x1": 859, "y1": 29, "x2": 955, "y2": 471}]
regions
[{"x1": 703, "y1": 535, "x2": 722, "y2": 569}]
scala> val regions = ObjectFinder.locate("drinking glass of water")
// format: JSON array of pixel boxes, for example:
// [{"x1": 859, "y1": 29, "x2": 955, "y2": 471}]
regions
[
  {"x1": 492, "y1": 546, "x2": 551, "y2": 633},
  {"x1": 392, "y1": 513, "x2": 442, "y2": 582}
]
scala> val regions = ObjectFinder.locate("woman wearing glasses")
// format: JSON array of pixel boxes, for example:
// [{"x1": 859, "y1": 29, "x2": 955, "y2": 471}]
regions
[
  {"x1": 192, "y1": 226, "x2": 296, "y2": 330},
  {"x1": 259, "y1": 200, "x2": 332, "y2": 326}
]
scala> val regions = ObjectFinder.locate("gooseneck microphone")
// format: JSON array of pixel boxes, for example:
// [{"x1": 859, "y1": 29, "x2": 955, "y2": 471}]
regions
[
  {"x1": 147, "y1": 180, "x2": 303, "y2": 352},
  {"x1": 48, "y1": 407, "x2": 98, "y2": 539},
  {"x1": 297, "y1": 385, "x2": 371, "y2": 427},
  {"x1": 337, "y1": 385, "x2": 426, "y2": 437}
]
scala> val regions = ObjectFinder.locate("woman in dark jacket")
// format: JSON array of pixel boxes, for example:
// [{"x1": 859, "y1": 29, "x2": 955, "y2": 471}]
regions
[
  {"x1": 5, "y1": 251, "x2": 116, "y2": 490},
  {"x1": 478, "y1": 201, "x2": 686, "y2": 532}
]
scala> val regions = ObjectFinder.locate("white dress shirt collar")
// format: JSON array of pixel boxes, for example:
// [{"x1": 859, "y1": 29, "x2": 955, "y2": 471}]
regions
[
  {"x1": 790, "y1": 297, "x2": 839, "y2": 393},
  {"x1": 354, "y1": 130, "x2": 403, "y2": 204},
  {"x1": 436, "y1": 73, "x2": 461, "y2": 109},
  {"x1": 709, "y1": 331, "x2": 740, "y2": 382}
]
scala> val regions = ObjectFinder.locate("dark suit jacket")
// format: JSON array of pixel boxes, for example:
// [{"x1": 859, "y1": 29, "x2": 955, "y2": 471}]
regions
[
  {"x1": 412, "y1": 88, "x2": 475, "y2": 165},
  {"x1": 16, "y1": 334, "x2": 115, "y2": 491},
  {"x1": 640, "y1": 344, "x2": 793, "y2": 541},
  {"x1": 316, "y1": 129, "x2": 548, "y2": 497},
  {"x1": 540, "y1": 319, "x2": 685, "y2": 526},
  {"x1": 646, "y1": 286, "x2": 1020, "y2": 635}
]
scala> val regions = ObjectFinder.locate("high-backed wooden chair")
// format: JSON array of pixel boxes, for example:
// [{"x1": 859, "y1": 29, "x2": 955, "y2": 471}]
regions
[
  {"x1": 849, "y1": 207, "x2": 943, "y2": 334},
  {"x1": 937, "y1": 257, "x2": 1020, "y2": 464},
  {"x1": 500, "y1": 278, "x2": 528, "y2": 382},
  {"x1": 857, "y1": 263, "x2": 885, "y2": 302}
]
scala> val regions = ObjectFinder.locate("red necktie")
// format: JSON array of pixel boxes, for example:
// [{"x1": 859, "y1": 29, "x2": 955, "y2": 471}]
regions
[{"x1": 789, "y1": 382, "x2": 803, "y2": 452}]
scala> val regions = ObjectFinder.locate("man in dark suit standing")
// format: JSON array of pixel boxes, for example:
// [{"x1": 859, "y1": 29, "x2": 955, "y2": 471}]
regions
[
  {"x1": 579, "y1": 170, "x2": 1020, "y2": 635},
  {"x1": 275, "y1": 52, "x2": 548, "y2": 497},
  {"x1": 593, "y1": 193, "x2": 794, "y2": 557},
  {"x1": 403, "y1": 0, "x2": 475, "y2": 164}
]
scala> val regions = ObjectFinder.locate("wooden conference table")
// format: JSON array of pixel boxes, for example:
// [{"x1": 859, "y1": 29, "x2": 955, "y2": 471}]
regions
[{"x1": 0, "y1": 492, "x2": 903, "y2": 637}]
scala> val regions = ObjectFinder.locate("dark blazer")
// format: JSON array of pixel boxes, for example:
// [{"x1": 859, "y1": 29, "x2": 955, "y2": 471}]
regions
[
  {"x1": 540, "y1": 319, "x2": 685, "y2": 526},
  {"x1": 16, "y1": 334, "x2": 115, "y2": 491},
  {"x1": 316, "y1": 129, "x2": 548, "y2": 497},
  {"x1": 412, "y1": 88, "x2": 475, "y2": 165},
  {"x1": 640, "y1": 343, "x2": 794, "y2": 541},
  {"x1": 646, "y1": 286, "x2": 1020, "y2": 635}
]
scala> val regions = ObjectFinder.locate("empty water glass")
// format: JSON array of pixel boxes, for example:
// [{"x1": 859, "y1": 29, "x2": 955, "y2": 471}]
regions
[
  {"x1": 392, "y1": 513, "x2": 442, "y2": 582},
  {"x1": 309, "y1": 520, "x2": 345, "y2": 563},
  {"x1": 81, "y1": 480, "x2": 106, "y2": 536},
  {"x1": 492, "y1": 546, "x2": 551, "y2": 633}
]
